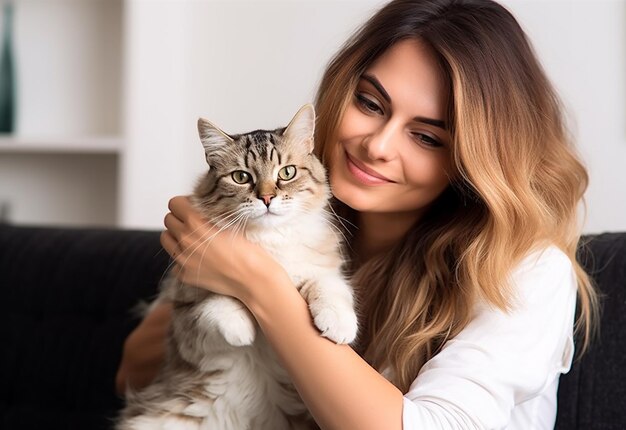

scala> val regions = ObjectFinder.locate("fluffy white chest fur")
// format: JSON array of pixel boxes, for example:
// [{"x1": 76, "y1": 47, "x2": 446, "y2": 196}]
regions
[{"x1": 247, "y1": 212, "x2": 344, "y2": 281}]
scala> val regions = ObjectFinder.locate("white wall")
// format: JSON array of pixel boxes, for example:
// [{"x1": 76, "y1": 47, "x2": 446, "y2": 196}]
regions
[
  {"x1": 119, "y1": 0, "x2": 380, "y2": 228},
  {"x1": 16, "y1": 0, "x2": 122, "y2": 136},
  {"x1": 499, "y1": 0, "x2": 626, "y2": 233},
  {"x1": 121, "y1": 0, "x2": 626, "y2": 234},
  {"x1": 121, "y1": 0, "x2": 386, "y2": 229}
]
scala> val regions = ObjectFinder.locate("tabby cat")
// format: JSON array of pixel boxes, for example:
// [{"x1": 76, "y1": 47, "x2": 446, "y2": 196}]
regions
[{"x1": 117, "y1": 104, "x2": 358, "y2": 430}]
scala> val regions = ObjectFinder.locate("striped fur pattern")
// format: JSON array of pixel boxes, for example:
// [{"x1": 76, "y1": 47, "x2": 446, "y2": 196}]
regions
[{"x1": 117, "y1": 105, "x2": 357, "y2": 430}]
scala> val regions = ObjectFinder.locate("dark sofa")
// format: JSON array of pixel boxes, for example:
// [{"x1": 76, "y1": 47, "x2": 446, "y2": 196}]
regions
[{"x1": 0, "y1": 225, "x2": 624, "y2": 429}]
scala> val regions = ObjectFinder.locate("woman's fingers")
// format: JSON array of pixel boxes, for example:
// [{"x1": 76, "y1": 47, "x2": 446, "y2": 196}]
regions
[
  {"x1": 160, "y1": 230, "x2": 181, "y2": 260},
  {"x1": 168, "y1": 195, "x2": 194, "y2": 222},
  {"x1": 163, "y1": 212, "x2": 185, "y2": 240},
  {"x1": 170, "y1": 263, "x2": 182, "y2": 278}
]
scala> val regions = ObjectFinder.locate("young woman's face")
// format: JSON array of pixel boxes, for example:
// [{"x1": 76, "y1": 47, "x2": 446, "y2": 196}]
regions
[{"x1": 328, "y1": 38, "x2": 452, "y2": 219}]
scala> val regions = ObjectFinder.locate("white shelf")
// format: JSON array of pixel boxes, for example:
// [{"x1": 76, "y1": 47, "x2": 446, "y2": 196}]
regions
[
  {"x1": 0, "y1": 0, "x2": 123, "y2": 227},
  {"x1": 0, "y1": 135, "x2": 123, "y2": 154}
]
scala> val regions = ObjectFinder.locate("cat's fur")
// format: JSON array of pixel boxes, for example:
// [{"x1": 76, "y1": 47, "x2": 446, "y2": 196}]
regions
[{"x1": 117, "y1": 105, "x2": 358, "y2": 430}]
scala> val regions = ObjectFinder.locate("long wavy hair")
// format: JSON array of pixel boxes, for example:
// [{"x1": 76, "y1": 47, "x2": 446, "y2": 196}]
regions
[{"x1": 314, "y1": 0, "x2": 599, "y2": 393}]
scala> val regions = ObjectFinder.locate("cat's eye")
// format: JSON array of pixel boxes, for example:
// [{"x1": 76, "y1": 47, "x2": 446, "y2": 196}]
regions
[
  {"x1": 231, "y1": 170, "x2": 251, "y2": 184},
  {"x1": 278, "y1": 165, "x2": 297, "y2": 181}
]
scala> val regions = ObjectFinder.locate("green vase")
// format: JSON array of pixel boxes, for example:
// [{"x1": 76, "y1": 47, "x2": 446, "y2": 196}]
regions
[{"x1": 0, "y1": 2, "x2": 15, "y2": 133}]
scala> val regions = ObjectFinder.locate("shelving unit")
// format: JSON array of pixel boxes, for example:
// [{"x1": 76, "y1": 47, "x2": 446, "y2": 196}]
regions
[{"x1": 0, "y1": 0, "x2": 124, "y2": 227}]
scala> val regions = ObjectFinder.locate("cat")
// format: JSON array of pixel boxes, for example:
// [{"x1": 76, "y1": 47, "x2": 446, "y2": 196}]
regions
[{"x1": 116, "y1": 104, "x2": 358, "y2": 430}]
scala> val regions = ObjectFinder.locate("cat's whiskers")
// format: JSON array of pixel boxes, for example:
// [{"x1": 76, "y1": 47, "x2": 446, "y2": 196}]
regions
[
  {"x1": 194, "y1": 210, "x2": 252, "y2": 287},
  {"x1": 231, "y1": 210, "x2": 251, "y2": 241},
  {"x1": 179, "y1": 208, "x2": 244, "y2": 256},
  {"x1": 224, "y1": 213, "x2": 251, "y2": 268},
  {"x1": 181, "y1": 209, "x2": 249, "y2": 269},
  {"x1": 161, "y1": 210, "x2": 243, "y2": 281},
  {"x1": 325, "y1": 204, "x2": 357, "y2": 232},
  {"x1": 171, "y1": 209, "x2": 247, "y2": 292},
  {"x1": 321, "y1": 208, "x2": 355, "y2": 253},
  {"x1": 161, "y1": 218, "x2": 216, "y2": 278},
  {"x1": 209, "y1": 208, "x2": 250, "y2": 227},
  {"x1": 285, "y1": 202, "x2": 353, "y2": 250}
]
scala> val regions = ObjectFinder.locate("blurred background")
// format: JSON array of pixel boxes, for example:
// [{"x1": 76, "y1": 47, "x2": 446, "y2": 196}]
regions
[{"x1": 0, "y1": 0, "x2": 623, "y2": 233}]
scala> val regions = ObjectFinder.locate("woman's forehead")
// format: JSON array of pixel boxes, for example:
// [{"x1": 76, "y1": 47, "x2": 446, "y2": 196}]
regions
[{"x1": 363, "y1": 39, "x2": 449, "y2": 122}]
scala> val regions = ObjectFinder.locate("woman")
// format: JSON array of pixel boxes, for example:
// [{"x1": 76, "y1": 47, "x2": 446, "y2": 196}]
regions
[{"x1": 116, "y1": 0, "x2": 598, "y2": 428}]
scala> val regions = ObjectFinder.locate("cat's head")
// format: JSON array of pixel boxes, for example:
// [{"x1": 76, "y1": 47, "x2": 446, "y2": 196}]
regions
[{"x1": 193, "y1": 104, "x2": 329, "y2": 229}]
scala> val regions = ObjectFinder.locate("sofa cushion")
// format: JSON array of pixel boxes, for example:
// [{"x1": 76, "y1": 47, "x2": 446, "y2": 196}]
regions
[
  {"x1": 0, "y1": 226, "x2": 169, "y2": 429},
  {"x1": 556, "y1": 232, "x2": 626, "y2": 429}
]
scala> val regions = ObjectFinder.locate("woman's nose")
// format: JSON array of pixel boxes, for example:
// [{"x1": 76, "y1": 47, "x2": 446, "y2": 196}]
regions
[{"x1": 362, "y1": 122, "x2": 398, "y2": 161}]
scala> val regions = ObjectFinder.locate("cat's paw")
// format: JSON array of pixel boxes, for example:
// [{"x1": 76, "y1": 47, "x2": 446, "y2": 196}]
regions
[
  {"x1": 312, "y1": 305, "x2": 358, "y2": 345},
  {"x1": 217, "y1": 313, "x2": 256, "y2": 346}
]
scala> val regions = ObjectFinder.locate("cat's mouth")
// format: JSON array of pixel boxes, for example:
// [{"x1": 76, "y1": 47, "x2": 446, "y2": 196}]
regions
[
  {"x1": 246, "y1": 209, "x2": 287, "y2": 228},
  {"x1": 250, "y1": 208, "x2": 282, "y2": 219}
]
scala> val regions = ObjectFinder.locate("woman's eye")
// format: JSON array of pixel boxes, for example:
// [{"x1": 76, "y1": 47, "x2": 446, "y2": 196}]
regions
[
  {"x1": 231, "y1": 170, "x2": 251, "y2": 184},
  {"x1": 412, "y1": 133, "x2": 443, "y2": 148},
  {"x1": 278, "y1": 165, "x2": 297, "y2": 181},
  {"x1": 355, "y1": 93, "x2": 383, "y2": 115}
]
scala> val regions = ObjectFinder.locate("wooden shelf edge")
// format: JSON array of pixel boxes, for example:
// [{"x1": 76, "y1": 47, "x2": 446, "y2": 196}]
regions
[{"x1": 0, "y1": 135, "x2": 124, "y2": 154}]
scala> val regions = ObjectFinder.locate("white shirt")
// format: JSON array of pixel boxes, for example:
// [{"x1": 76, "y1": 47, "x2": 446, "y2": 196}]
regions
[{"x1": 401, "y1": 246, "x2": 577, "y2": 429}]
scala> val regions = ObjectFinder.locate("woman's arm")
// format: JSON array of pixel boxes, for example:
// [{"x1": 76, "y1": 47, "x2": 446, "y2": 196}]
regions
[
  {"x1": 161, "y1": 196, "x2": 404, "y2": 430},
  {"x1": 115, "y1": 301, "x2": 172, "y2": 396},
  {"x1": 245, "y1": 268, "x2": 404, "y2": 430}
]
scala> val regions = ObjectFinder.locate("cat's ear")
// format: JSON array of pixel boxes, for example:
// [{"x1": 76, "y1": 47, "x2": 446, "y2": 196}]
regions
[
  {"x1": 283, "y1": 104, "x2": 315, "y2": 153},
  {"x1": 197, "y1": 118, "x2": 234, "y2": 157}
]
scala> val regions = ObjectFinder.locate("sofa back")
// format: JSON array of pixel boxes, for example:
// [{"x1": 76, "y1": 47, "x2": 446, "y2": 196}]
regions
[
  {"x1": 0, "y1": 225, "x2": 625, "y2": 429},
  {"x1": 556, "y1": 232, "x2": 626, "y2": 429}
]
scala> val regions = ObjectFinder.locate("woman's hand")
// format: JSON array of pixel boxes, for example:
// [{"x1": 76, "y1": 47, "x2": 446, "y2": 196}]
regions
[
  {"x1": 160, "y1": 196, "x2": 281, "y2": 304},
  {"x1": 115, "y1": 301, "x2": 172, "y2": 396}
]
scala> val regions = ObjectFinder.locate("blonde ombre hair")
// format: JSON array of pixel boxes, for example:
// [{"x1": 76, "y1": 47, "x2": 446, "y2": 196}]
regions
[{"x1": 314, "y1": 0, "x2": 599, "y2": 392}]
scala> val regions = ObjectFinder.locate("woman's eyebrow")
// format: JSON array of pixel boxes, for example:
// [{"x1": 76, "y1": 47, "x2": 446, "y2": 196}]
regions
[
  {"x1": 414, "y1": 116, "x2": 447, "y2": 130},
  {"x1": 361, "y1": 73, "x2": 447, "y2": 130}
]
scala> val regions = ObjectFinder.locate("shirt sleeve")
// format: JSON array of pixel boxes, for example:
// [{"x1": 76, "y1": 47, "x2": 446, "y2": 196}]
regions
[{"x1": 401, "y1": 246, "x2": 577, "y2": 429}]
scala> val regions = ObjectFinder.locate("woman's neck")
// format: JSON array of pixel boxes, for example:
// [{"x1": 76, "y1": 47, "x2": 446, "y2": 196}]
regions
[{"x1": 354, "y1": 211, "x2": 421, "y2": 263}]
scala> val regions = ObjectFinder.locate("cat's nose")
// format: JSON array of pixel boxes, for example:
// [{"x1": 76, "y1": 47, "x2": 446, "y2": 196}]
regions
[{"x1": 258, "y1": 194, "x2": 275, "y2": 207}]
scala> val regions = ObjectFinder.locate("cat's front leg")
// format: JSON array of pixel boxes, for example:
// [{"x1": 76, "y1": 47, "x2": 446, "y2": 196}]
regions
[
  {"x1": 299, "y1": 276, "x2": 358, "y2": 345},
  {"x1": 200, "y1": 294, "x2": 257, "y2": 346}
]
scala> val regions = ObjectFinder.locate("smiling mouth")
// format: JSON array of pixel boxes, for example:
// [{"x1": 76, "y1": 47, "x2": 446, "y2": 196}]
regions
[{"x1": 345, "y1": 152, "x2": 393, "y2": 185}]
